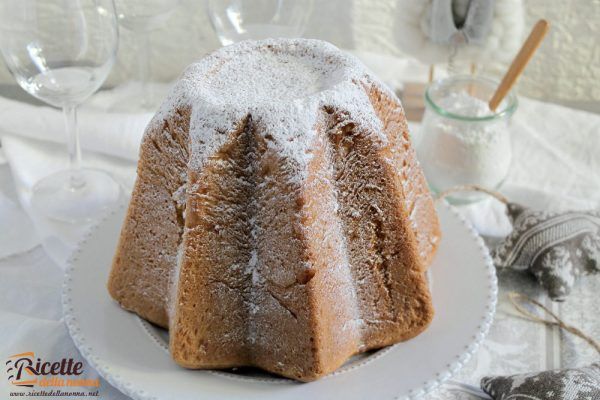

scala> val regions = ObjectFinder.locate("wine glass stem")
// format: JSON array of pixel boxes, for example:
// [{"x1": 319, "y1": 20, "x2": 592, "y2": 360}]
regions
[
  {"x1": 63, "y1": 105, "x2": 84, "y2": 189},
  {"x1": 139, "y1": 32, "x2": 151, "y2": 107}
]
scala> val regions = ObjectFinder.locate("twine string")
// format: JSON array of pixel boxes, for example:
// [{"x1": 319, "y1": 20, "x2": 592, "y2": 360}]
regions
[
  {"x1": 508, "y1": 292, "x2": 600, "y2": 354},
  {"x1": 434, "y1": 186, "x2": 598, "y2": 354}
]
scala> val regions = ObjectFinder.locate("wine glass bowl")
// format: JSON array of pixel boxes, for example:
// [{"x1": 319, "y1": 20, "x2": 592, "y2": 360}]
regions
[
  {"x1": 116, "y1": 0, "x2": 182, "y2": 32},
  {"x1": 114, "y1": 0, "x2": 182, "y2": 111},
  {"x1": 0, "y1": 0, "x2": 121, "y2": 223},
  {"x1": 0, "y1": 1, "x2": 118, "y2": 108},
  {"x1": 206, "y1": 0, "x2": 314, "y2": 46}
]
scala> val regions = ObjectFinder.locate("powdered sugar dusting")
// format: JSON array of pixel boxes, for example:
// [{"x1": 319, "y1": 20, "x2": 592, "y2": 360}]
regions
[
  {"x1": 150, "y1": 39, "x2": 387, "y2": 183},
  {"x1": 198, "y1": 48, "x2": 348, "y2": 104},
  {"x1": 136, "y1": 39, "x2": 437, "y2": 377},
  {"x1": 154, "y1": 39, "x2": 397, "y2": 345}
]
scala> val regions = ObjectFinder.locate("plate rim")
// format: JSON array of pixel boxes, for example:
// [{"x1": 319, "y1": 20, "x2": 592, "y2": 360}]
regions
[{"x1": 62, "y1": 201, "x2": 497, "y2": 400}]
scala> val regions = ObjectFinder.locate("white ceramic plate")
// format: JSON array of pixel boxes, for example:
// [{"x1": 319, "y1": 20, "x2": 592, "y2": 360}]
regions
[{"x1": 62, "y1": 202, "x2": 497, "y2": 400}]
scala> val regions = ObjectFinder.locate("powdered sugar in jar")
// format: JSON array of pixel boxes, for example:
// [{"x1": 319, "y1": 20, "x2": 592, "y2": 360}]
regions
[{"x1": 415, "y1": 76, "x2": 518, "y2": 203}]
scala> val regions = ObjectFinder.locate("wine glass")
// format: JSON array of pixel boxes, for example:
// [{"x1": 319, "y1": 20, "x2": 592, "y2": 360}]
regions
[
  {"x1": 115, "y1": 0, "x2": 182, "y2": 111},
  {"x1": 206, "y1": 0, "x2": 314, "y2": 46},
  {"x1": 0, "y1": 0, "x2": 120, "y2": 223}
]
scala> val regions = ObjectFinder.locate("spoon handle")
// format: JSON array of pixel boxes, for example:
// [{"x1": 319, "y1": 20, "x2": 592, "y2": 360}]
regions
[{"x1": 489, "y1": 19, "x2": 550, "y2": 111}]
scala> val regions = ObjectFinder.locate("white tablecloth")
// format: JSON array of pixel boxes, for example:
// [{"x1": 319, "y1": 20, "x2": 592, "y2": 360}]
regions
[{"x1": 1, "y1": 75, "x2": 599, "y2": 399}]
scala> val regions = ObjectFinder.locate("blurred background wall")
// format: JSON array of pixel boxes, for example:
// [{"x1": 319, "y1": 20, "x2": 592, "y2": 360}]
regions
[
  {"x1": 519, "y1": 0, "x2": 600, "y2": 112},
  {"x1": 0, "y1": 0, "x2": 598, "y2": 111}
]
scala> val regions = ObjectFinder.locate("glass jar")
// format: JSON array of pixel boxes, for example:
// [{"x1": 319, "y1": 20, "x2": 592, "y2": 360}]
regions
[{"x1": 415, "y1": 76, "x2": 518, "y2": 203}]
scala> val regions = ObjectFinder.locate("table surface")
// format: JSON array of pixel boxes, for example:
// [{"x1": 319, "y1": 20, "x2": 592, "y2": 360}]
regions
[{"x1": 0, "y1": 80, "x2": 599, "y2": 400}]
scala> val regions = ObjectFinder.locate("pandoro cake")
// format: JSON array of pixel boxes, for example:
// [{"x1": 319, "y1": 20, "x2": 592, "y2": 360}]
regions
[{"x1": 108, "y1": 38, "x2": 440, "y2": 382}]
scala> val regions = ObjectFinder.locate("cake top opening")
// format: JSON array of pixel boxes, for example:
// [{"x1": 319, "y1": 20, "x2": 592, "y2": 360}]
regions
[
  {"x1": 191, "y1": 39, "x2": 361, "y2": 105},
  {"x1": 157, "y1": 39, "x2": 389, "y2": 176}
]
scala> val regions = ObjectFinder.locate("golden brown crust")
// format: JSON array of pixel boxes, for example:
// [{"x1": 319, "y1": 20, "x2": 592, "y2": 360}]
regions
[
  {"x1": 364, "y1": 83, "x2": 441, "y2": 268},
  {"x1": 323, "y1": 100, "x2": 434, "y2": 355},
  {"x1": 108, "y1": 107, "x2": 191, "y2": 328},
  {"x1": 107, "y1": 53, "x2": 439, "y2": 382}
]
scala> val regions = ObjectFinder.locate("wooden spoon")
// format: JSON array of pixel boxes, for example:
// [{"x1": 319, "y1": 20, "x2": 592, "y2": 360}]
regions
[{"x1": 488, "y1": 19, "x2": 550, "y2": 111}]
